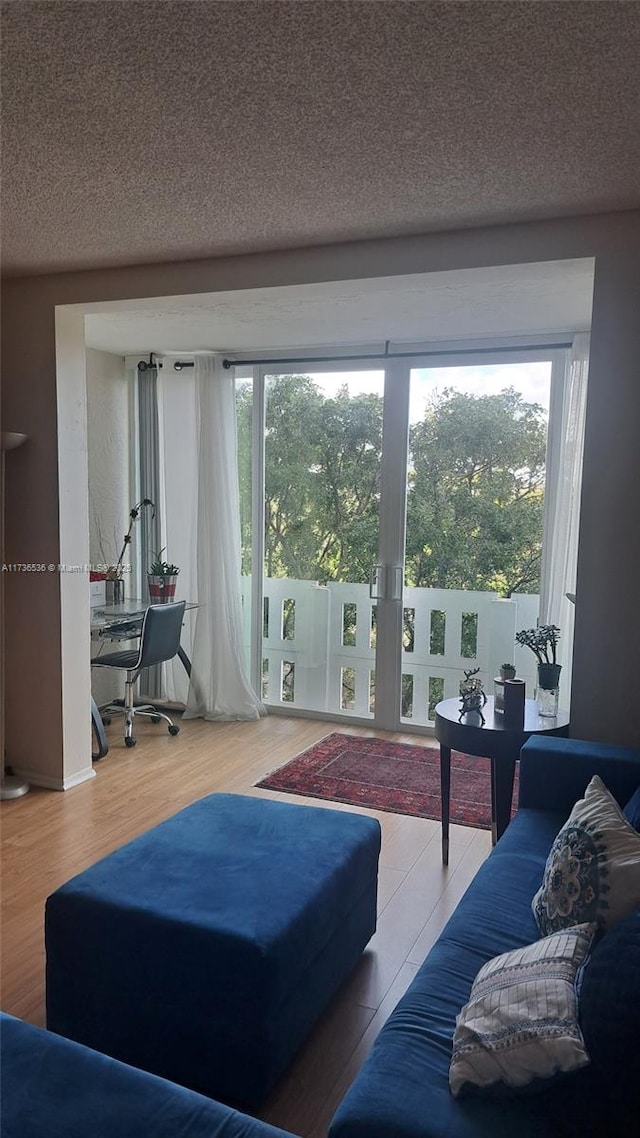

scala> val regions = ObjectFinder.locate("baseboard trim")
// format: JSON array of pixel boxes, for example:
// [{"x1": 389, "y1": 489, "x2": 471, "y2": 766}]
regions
[{"x1": 11, "y1": 766, "x2": 96, "y2": 792}]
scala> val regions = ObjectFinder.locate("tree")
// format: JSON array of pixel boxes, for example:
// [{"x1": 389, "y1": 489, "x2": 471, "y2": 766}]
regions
[
  {"x1": 406, "y1": 388, "x2": 547, "y2": 596},
  {"x1": 237, "y1": 376, "x2": 548, "y2": 599},
  {"x1": 238, "y1": 375, "x2": 383, "y2": 582}
]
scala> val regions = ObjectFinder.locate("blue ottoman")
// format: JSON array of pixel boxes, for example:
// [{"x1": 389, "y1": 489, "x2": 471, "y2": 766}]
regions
[{"x1": 45, "y1": 793, "x2": 381, "y2": 1108}]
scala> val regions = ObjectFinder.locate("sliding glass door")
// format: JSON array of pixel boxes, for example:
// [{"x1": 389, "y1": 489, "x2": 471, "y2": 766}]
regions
[
  {"x1": 259, "y1": 368, "x2": 385, "y2": 718},
  {"x1": 242, "y1": 348, "x2": 563, "y2": 731},
  {"x1": 398, "y1": 359, "x2": 555, "y2": 728}
]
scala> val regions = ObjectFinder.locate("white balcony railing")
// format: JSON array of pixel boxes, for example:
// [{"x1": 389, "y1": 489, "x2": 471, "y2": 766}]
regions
[{"x1": 244, "y1": 577, "x2": 539, "y2": 726}]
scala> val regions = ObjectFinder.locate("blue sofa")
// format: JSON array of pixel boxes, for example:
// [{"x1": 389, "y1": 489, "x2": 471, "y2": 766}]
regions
[
  {"x1": 329, "y1": 736, "x2": 640, "y2": 1138},
  {"x1": 0, "y1": 1012, "x2": 297, "y2": 1138}
]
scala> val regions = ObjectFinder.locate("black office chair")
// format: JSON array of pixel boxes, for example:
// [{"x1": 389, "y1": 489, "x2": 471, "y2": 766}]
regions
[{"x1": 92, "y1": 601, "x2": 186, "y2": 748}]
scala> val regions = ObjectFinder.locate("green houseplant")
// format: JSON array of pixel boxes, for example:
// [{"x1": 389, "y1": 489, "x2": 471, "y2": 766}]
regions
[
  {"x1": 515, "y1": 624, "x2": 561, "y2": 716},
  {"x1": 148, "y1": 549, "x2": 180, "y2": 602}
]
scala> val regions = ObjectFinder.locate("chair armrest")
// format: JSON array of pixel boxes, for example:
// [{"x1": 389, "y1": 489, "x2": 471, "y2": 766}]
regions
[{"x1": 518, "y1": 736, "x2": 640, "y2": 815}]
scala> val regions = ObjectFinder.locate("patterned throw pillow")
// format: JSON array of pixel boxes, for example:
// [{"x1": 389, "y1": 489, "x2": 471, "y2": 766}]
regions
[
  {"x1": 532, "y1": 775, "x2": 640, "y2": 936},
  {"x1": 449, "y1": 923, "x2": 597, "y2": 1097}
]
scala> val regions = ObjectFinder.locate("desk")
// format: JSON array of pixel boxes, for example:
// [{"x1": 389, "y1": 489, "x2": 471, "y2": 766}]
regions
[
  {"x1": 434, "y1": 696, "x2": 570, "y2": 865},
  {"x1": 91, "y1": 600, "x2": 197, "y2": 761}
]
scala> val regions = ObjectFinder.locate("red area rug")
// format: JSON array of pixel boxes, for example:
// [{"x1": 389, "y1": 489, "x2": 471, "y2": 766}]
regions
[{"x1": 256, "y1": 732, "x2": 518, "y2": 831}]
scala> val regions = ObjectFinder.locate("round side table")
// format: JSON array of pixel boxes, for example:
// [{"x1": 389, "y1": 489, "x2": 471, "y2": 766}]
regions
[{"x1": 434, "y1": 696, "x2": 569, "y2": 865}]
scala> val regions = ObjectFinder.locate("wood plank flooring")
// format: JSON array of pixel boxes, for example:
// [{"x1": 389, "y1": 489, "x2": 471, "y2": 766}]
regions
[{"x1": 0, "y1": 714, "x2": 491, "y2": 1137}]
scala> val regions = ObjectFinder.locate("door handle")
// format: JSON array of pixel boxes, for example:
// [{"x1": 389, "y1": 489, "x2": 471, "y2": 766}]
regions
[
  {"x1": 369, "y1": 565, "x2": 385, "y2": 600},
  {"x1": 370, "y1": 565, "x2": 403, "y2": 600},
  {"x1": 390, "y1": 565, "x2": 403, "y2": 601}
]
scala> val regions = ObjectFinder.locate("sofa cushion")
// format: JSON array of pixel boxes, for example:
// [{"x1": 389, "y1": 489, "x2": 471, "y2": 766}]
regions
[
  {"x1": 532, "y1": 776, "x2": 640, "y2": 936},
  {"x1": 579, "y1": 907, "x2": 640, "y2": 1076},
  {"x1": 450, "y1": 923, "x2": 596, "y2": 1097}
]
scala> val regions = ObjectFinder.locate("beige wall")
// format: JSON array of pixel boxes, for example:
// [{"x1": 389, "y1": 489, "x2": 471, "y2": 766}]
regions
[
  {"x1": 571, "y1": 253, "x2": 640, "y2": 744},
  {"x1": 2, "y1": 210, "x2": 640, "y2": 786},
  {"x1": 3, "y1": 286, "x2": 65, "y2": 786}
]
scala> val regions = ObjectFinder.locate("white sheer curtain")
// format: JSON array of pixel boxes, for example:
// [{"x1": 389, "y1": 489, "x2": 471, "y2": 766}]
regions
[
  {"x1": 182, "y1": 354, "x2": 264, "y2": 720},
  {"x1": 539, "y1": 333, "x2": 590, "y2": 701},
  {"x1": 154, "y1": 365, "x2": 198, "y2": 703}
]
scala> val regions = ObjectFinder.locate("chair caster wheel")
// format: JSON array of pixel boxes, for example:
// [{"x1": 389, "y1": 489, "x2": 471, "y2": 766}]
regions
[
  {"x1": 124, "y1": 736, "x2": 136, "y2": 748},
  {"x1": 168, "y1": 725, "x2": 180, "y2": 736},
  {"x1": 151, "y1": 716, "x2": 161, "y2": 724}
]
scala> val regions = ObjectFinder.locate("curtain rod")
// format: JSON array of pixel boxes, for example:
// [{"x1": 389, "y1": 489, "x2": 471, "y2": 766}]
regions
[
  {"x1": 138, "y1": 341, "x2": 572, "y2": 372},
  {"x1": 181, "y1": 341, "x2": 572, "y2": 371}
]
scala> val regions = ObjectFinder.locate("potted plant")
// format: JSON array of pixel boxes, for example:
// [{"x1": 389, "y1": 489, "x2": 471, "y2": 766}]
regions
[
  {"x1": 499, "y1": 663, "x2": 516, "y2": 681},
  {"x1": 515, "y1": 624, "x2": 561, "y2": 716},
  {"x1": 148, "y1": 549, "x2": 180, "y2": 602}
]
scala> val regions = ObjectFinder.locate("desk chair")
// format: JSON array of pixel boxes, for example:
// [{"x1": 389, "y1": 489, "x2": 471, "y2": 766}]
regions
[{"x1": 92, "y1": 601, "x2": 186, "y2": 748}]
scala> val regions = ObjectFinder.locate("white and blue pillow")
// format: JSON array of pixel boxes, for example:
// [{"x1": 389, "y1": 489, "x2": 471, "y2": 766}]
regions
[
  {"x1": 532, "y1": 776, "x2": 640, "y2": 936},
  {"x1": 449, "y1": 923, "x2": 596, "y2": 1097}
]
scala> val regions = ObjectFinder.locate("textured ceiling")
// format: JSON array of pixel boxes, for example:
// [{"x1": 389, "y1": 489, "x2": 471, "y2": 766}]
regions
[
  {"x1": 2, "y1": 1, "x2": 640, "y2": 277},
  {"x1": 83, "y1": 259, "x2": 594, "y2": 354}
]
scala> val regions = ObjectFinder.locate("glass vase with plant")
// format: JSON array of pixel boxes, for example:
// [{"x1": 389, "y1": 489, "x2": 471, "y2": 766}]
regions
[{"x1": 515, "y1": 624, "x2": 561, "y2": 716}]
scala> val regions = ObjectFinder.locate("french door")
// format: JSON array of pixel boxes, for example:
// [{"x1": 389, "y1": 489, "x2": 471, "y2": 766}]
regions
[{"x1": 244, "y1": 357, "x2": 412, "y2": 729}]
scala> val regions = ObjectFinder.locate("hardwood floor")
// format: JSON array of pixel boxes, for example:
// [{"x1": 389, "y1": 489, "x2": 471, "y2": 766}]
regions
[{"x1": 1, "y1": 714, "x2": 491, "y2": 1137}]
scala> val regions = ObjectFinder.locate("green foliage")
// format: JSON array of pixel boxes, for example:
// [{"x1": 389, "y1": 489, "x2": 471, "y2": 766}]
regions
[
  {"x1": 236, "y1": 376, "x2": 548, "y2": 597},
  {"x1": 149, "y1": 549, "x2": 180, "y2": 576},
  {"x1": 406, "y1": 388, "x2": 547, "y2": 596},
  {"x1": 237, "y1": 375, "x2": 383, "y2": 582},
  {"x1": 516, "y1": 624, "x2": 560, "y2": 664}
]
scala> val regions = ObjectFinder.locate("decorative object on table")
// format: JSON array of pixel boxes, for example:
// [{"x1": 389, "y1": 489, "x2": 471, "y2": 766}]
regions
[
  {"x1": 89, "y1": 572, "x2": 107, "y2": 607},
  {"x1": 494, "y1": 664, "x2": 516, "y2": 713},
  {"x1": 105, "y1": 568, "x2": 125, "y2": 606},
  {"x1": 532, "y1": 774, "x2": 640, "y2": 936},
  {"x1": 515, "y1": 623, "x2": 561, "y2": 718},
  {"x1": 503, "y1": 678, "x2": 526, "y2": 729},
  {"x1": 148, "y1": 549, "x2": 180, "y2": 602},
  {"x1": 458, "y1": 667, "x2": 487, "y2": 724},
  {"x1": 106, "y1": 498, "x2": 156, "y2": 604}
]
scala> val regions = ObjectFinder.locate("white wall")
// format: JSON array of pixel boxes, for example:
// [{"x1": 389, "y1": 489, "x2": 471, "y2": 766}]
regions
[
  {"x1": 54, "y1": 308, "x2": 95, "y2": 789},
  {"x1": 86, "y1": 347, "x2": 130, "y2": 708},
  {"x1": 86, "y1": 347, "x2": 130, "y2": 568}
]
